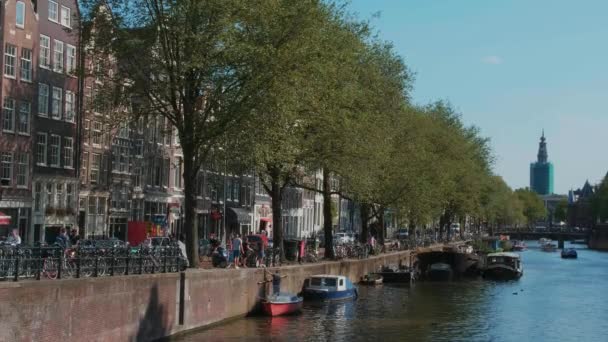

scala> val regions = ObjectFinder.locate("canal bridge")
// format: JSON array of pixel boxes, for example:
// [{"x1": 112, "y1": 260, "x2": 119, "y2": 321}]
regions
[{"x1": 495, "y1": 231, "x2": 589, "y2": 247}]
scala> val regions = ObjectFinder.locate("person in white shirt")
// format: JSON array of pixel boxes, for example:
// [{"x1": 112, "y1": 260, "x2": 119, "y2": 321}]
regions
[{"x1": 6, "y1": 228, "x2": 21, "y2": 246}]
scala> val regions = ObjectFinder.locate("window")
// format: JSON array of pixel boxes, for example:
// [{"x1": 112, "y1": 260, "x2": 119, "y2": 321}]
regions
[
  {"x1": 20, "y1": 48, "x2": 32, "y2": 81},
  {"x1": 39, "y1": 35, "x2": 50, "y2": 68},
  {"x1": 66, "y1": 45, "x2": 76, "y2": 74},
  {"x1": 3, "y1": 98, "x2": 15, "y2": 132},
  {"x1": 56, "y1": 183, "x2": 63, "y2": 208},
  {"x1": 91, "y1": 153, "x2": 101, "y2": 183},
  {"x1": 16, "y1": 1, "x2": 25, "y2": 28},
  {"x1": 66, "y1": 184, "x2": 73, "y2": 209},
  {"x1": 4, "y1": 44, "x2": 16, "y2": 77},
  {"x1": 34, "y1": 182, "x2": 42, "y2": 211},
  {"x1": 92, "y1": 121, "x2": 102, "y2": 146},
  {"x1": 81, "y1": 151, "x2": 88, "y2": 183},
  {"x1": 63, "y1": 137, "x2": 73, "y2": 168},
  {"x1": 65, "y1": 91, "x2": 75, "y2": 122},
  {"x1": 174, "y1": 157, "x2": 182, "y2": 189},
  {"x1": 15, "y1": 154, "x2": 27, "y2": 188},
  {"x1": 83, "y1": 119, "x2": 90, "y2": 145},
  {"x1": 17, "y1": 101, "x2": 30, "y2": 135},
  {"x1": 46, "y1": 183, "x2": 53, "y2": 207},
  {"x1": 52, "y1": 87, "x2": 62, "y2": 119},
  {"x1": 61, "y1": 6, "x2": 71, "y2": 27},
  {"x1": 49, "y1": 134, "x2": 60, "y2": 167},
  {"x1": 1, "y1": 153, "x2": 12, "y2": 186},
  {"x1": 48, "y1": 1, "x2": 58, "y2": 22},
  {"x1": 53, "y1": 40, "x2": 64, "y2": 73},
  {"x1": 38, "y1": 83, "x2": 49, "y2": 115},
  {"x1": 36, "y1": 133, "x2": 47, "y2": 165}
]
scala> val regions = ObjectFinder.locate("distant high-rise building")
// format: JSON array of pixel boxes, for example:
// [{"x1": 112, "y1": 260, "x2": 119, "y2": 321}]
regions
[{"x1": 530, "y1": 131, "x2": 554, "y2": 195}]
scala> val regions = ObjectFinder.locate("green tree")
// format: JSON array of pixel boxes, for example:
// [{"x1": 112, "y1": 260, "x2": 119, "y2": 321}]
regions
[
  {"x1": 554, "y1": 199, "x2": 569, "y2": 223},
  {"x1": 515, "y1": 188, "x2": 546, "y2": 228}
]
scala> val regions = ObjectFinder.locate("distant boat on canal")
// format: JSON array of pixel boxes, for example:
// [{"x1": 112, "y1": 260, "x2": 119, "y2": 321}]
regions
[
  {"x1": 427, "y1": 263, "x2": 453, "y2": 281},
  {"x1": 262, "y1": 293, "x2": 303, "y2": 317},
  {"x1": 512, "y1": 240, "x2": 527, "y2": 251},
  {"x1": 539, "y1": 238, "x2": 557, "y2": 252},
  {"x1": 561, "y1": 248, "x2": 578, "y2": 259},
  {"x1": 483, "y1": 252, "x2": 523, "y2": 280},
  {"x1": 302, "y1": 275, "x2": 358, "y2": 301}
]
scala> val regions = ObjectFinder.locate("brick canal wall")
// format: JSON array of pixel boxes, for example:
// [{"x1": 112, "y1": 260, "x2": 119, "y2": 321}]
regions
[{"x1": 0, "y1": 250, "x2": 411, "y2": 342}]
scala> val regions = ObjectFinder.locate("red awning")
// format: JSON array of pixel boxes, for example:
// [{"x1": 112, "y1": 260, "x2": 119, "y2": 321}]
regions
[{"x1": 0, "y1": 212, "x2": 11, "y2": 225}]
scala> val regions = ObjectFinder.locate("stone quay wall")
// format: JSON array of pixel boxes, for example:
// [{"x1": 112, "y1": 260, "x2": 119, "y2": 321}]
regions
[{"x1": 0, "y1": 250, "x2": 412, "y2": 342}]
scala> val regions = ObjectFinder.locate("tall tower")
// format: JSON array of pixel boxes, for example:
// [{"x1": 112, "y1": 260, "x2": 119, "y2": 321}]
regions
[{"x1": 530, "y1": 131, "x2": 554, "y2": 195}]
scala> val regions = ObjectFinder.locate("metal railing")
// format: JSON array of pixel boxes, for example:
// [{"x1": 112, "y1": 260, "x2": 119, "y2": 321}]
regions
[{"x1": 0, "y1": 244, "x2": 185, "y2": 282}]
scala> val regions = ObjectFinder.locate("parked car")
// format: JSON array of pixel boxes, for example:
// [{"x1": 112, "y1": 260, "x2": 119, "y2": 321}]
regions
[
  {"x1": 334, "y1": 232, "x2": 354, "y2": 245},
  {"x1": 394, "y1": 229, "x2": 409, "y2": 240}
]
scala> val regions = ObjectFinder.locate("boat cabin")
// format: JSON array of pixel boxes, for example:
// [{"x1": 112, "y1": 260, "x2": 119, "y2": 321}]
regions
[
  {"x1": 304, "y1": 275, "x2": 352, "y2": 291},
  {"x1": 487, "y1": 252, "x2": 521, "y2": 269}
]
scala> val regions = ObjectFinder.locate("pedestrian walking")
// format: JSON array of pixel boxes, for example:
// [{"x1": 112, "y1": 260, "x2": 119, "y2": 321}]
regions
[{"x1": 178, "y1": 233, "x2": 189, "y2": 269}]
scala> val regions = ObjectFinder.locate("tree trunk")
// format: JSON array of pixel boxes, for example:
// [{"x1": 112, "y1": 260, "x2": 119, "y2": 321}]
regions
[
  {"x1": 360, "y1": 203, "x2": 369, "y2": 244},
  {"x1": 459, "y1": 217, "x2": 466, "y2": 240},
  {"x1": 377, "y1": 206, "x2": 385, "y2": 245},
  {"x1": 269, "y1": 167, "x2": 285, "y2": 261},
  {"x1": 323, "y1": 168, "x2": 335, "y2": 259},
  {"x1": 182, "y1": 148, "x2": 199, "y2": 268}
]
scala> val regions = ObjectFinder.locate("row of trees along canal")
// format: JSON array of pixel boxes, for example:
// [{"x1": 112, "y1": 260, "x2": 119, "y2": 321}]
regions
[{"x1": 79, "y1": 0, "x2": 548, "y2": 266}]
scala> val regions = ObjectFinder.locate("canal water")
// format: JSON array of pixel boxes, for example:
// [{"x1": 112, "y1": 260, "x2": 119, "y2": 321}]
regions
[{"x1": 176, "y1": 242, "x2": 608, "y2": 341}]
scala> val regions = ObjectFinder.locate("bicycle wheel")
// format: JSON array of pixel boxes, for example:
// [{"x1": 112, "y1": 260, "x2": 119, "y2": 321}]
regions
[{"x1": 43, "y1": 258, "x2": 58, "y2": 280}]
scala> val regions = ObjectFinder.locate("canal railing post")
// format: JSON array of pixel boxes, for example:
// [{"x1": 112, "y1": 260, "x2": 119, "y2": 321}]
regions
[{"x1": 13, "y1": 246, "x2": 20, "y2": 282}]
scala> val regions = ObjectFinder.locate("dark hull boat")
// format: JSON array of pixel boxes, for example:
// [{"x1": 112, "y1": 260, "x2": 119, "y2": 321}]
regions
[
  {"x1": 427, "y1": 263, "x2": 453, "y2": 281},
  {"x1": 483, "y1": 252, "x2": 523, "y2": 281},
  {"x1": 375, "y1": 266, "x2": 411, "y2": 283},
  {"x1": 561, "y1": 248, "x2": 578, "y2": 259}
]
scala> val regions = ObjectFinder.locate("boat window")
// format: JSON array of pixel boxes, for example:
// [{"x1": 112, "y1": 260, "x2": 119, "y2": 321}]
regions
[
  {"x1": 324, "y1": 278, "x2": 337, "y2": 287},
  {"x1": 311, "y1": 278, "x2": 322, "y2": 286},
  {"x1": 339, "y1": 279, "x2": 344, "y2": 286}
]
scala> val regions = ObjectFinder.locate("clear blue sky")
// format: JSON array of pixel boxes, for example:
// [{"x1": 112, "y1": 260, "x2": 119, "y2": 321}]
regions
[{"x1": 349, "y1": 0, "x2": 608, "y2": 194}]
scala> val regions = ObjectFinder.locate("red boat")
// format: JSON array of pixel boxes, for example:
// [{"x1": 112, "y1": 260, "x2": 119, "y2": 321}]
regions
[{"x1": 262, "y1": 294, "x2": 303, "y2": 316}]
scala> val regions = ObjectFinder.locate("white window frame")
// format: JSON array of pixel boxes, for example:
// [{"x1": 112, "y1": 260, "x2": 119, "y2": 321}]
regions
[
  {"x1": 91, "y1": 153, "x2": 101, "y2": 184},
  {"x1": 3, "y1": 98, "x2": 15, "y2": 133},
  {"x1": 38, "y1": 83, "x2": 49, "y2": 116},
  {"x1": 64, "y1": 90, "x2": 75, "y2": 122},
  {"x1": 66, "y1": 45, "x2": 76, "y2": 75},
  {"x1": 53, "y1": 40, "x2": 64, "y2": 73},
  {"x1": 49, "y1": 134, "x2": 61, "y2": 167},
  {"x1": 4, "y1": 44, "x2": 16, "y2": 78},
  {"x1": 56, "y1": 183, "x2": 64, "y2": 208},
  {"x1": 92, "y1": 121, "x2": 102, "y2": 146},
  {"x1": 16, "y1": 1, "x2": 26, "y2": 29},
  {"x1": 39, "y1": 35, "x2": 50, "y2": 68},
  {"x1": 34, "y1": 182, "x2": 42, "y2": 211},
  {"x1": 20, "y1": 48, "x2": 32, "y2": 82},
  {"x1": 15, "y1": 153, "x2": 28, "y2": 188},
  {"x1": 48, "y1": 1, "x2": 59, "y2": 23},
  {"x1": 36, "y1": 133, "x2": 47, "y2": 165},
  {"x1": 60, "y1": 6, "x2": 71, "y2": 28},
  {"x1": 0, "y1": 152, "x2": 12, "y2": 187},
  {"x1": 51, "y1": 87, "x2": 62, "y2": 119},
  {"x1": 17, "y1": 100, "x2": 30, "y2": 135},
  {"x1": 63, "y1": 137, "x2": 73, "y2": 169}
]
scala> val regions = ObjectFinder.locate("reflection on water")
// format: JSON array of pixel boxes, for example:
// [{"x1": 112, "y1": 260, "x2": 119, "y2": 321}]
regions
[{"x1": 176, "y1": 242, "x2": 608, "y2": 342}]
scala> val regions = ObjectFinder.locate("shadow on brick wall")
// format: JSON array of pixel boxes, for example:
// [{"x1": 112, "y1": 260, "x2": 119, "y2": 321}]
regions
[{"x1": 133, "y1": 284, "x2": 172, "y2": 342}]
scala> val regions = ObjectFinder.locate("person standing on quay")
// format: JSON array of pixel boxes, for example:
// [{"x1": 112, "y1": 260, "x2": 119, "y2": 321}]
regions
[
  {"x1": 265, "y1": 269, "x2": 286, "y2": 295},
  {"x1": 232, "y1": 234, "x2": 243, "y2": 269}
]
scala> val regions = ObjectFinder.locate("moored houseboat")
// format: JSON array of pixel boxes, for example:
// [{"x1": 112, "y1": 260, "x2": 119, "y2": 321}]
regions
[
  {"x1": 483, "y1": 252, "x2": 523, "y2": 280},
  {"x1": 303, "y1": 275, "x2": 358, "y2": 301}
]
